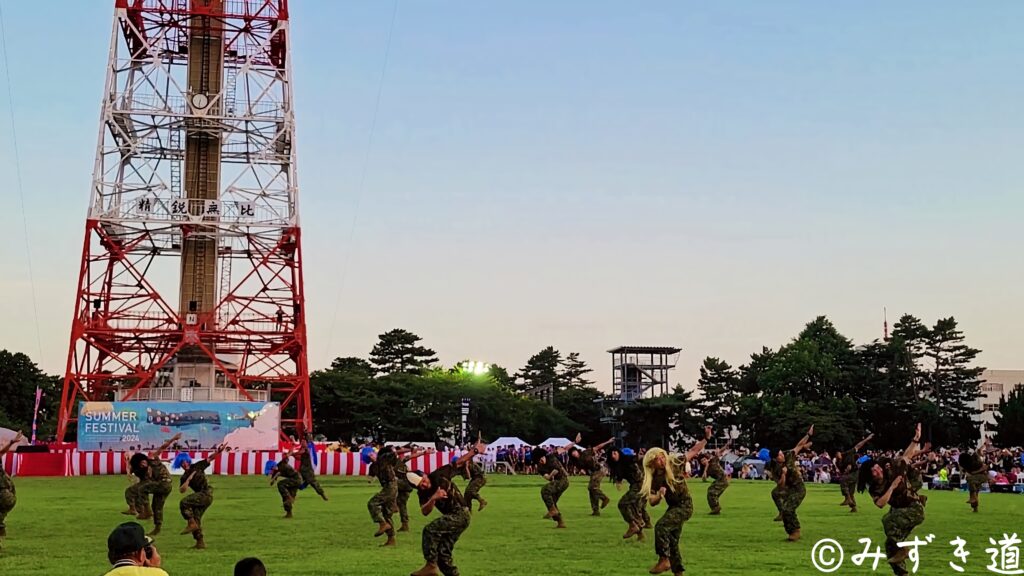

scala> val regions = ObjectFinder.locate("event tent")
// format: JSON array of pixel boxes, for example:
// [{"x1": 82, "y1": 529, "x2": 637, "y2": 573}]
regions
[
  {"x1": 540, "y1": 437, "x2": 583, "y2": 449},
  {"x1": 487, "y1": 436, "x2": 529, "y2": 448}
]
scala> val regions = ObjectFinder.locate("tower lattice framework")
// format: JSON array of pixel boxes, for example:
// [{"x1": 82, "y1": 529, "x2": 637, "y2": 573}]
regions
[{"x1": 57, "y1": 0, "x2": 311, "y2": 440}]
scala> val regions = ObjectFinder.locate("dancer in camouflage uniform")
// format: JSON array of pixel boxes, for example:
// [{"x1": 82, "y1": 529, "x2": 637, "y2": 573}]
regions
[
  {"x1": 129, "y1": 433, "x2": 182, "y2": 536},
  {"x1": 958, "y1": 439, "x2": 998, "y2": 513},
  {"x1": 836, "y1": 433, "x2": 873, "y2": 513},
  {"x1": 408, "y1": 440, "x2": 487, "y2": 576},
  {"x1": 460, "y1": 457, "x2": 488, "y2": 513},
  {"x1": 774, "y1": 425, "x2": 813, "y2": 541},
  {"x1": 0, "y1": 431, "x2": 24, "y2": 544},
  {"x1": 611, "y1": 447, "x2": 649, "y2": 541},
  {"x1": 569, "y1": 434, "x2": 614, "y2": 516},
  {"x1": 858, "y1": 423, "x2": 926, "y2": 576},
  {"x1": 700, "y1": 438, "x2": 732, "y2": 514},
  {"x1": 642, "y1": 426, "x2": 712, "y2": 576},
  {"x1": 270, "y1": 453, "x2": 302, "y2": 518},
  {"x1": 397, "y1": 447, "x2": 431, "y2": 531},
  {"x1": 178, "y1": 444, "x2": 228, "y2": 549},
  {"x1": 532, "y1": 446, "x2": 569, "y2": 528},
  {"x1": 293, "y1": 435, "x2": 328, "y2": 501}
]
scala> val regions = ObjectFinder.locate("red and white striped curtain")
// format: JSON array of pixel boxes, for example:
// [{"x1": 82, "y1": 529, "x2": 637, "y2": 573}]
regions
[
  {"x1": 67, "y1": 450, "x2": 454, "y2": 476},
  {"x1": 1, "y1": 452, "x2": 17, "y2": 477}
]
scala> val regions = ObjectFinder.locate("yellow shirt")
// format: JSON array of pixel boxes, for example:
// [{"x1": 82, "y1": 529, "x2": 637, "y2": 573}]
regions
[{"x1": 104, "y1": 565, "x2": 169, "y2": 576}]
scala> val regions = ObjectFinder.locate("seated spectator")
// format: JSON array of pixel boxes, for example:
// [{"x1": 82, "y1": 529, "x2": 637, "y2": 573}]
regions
[
  {"x1": 235, "y1": 558, "x2": 267, "y2": 576},
  {"x1": 104, "y1": 522, "x2": 168, "y2": 575}
]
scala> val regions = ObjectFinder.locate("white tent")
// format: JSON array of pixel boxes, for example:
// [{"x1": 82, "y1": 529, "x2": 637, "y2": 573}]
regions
[
  {"x1": 487, "y1": 436, "x2": 529, "y2": 448},
  {"x1": 540, "y1": 437, "x2": 583, "y2": 449}
]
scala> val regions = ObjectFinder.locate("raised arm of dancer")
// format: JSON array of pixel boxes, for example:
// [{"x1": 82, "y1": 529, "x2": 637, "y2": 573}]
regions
[
  {"x1": 853, "y1": 433, "x2": 874, "y2": 452},
  {"x1": 715, "y1": 438, "x2": 733, "y2": 458},
  {"x1": 592, "y1": 437, "x2": 616, "y2": 452},
  {"x1": 0, "y1": 431, "x2": 24, "y2": 454},
  {"x1": 899, "y1": 424, "x2": 922, "y2": 463},
  {"x1": 684, "y1": 426, "x2": 713, "y2": 462},
  {"x1": 452, "y1": 441, "x2": 487, "y2": 469},
  {"x1": 791, "y1": 425, "x2": 814, "y2": 454},
  {"x1": 148, "y1": 433, "x2": 183, "y2": 458}
]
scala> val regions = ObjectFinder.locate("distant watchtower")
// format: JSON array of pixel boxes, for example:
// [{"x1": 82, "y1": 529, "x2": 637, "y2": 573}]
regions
[{"x1": 609, "y1": 346, "x2": 681, "y2": 401}]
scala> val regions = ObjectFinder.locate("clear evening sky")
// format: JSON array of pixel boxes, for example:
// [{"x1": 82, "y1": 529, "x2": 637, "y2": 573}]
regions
[{"x1": 0, "y1": 2, "x2": 1021, "y2": 390}]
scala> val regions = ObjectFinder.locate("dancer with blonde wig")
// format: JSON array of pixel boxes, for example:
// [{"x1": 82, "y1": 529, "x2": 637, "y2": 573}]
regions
[{"x1": 641, "y1": 426, "x2": 713, "y2": 576}]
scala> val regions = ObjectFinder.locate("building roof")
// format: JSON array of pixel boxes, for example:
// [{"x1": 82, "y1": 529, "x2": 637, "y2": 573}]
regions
[{"x1": 607, "y1": 346, "x2": 682, "y2": 354}]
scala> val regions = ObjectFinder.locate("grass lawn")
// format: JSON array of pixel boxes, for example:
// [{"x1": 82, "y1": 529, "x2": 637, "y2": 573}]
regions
[{"x1": 0, "y1": 474, "x2": 1020, "y2": 575}]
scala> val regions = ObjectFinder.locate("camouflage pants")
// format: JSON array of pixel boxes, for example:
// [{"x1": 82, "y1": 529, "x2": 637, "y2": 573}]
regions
[
  {"x1": 139, "y1": 480, "x2": 172, "y2": 526},
  {"x1": 541, "y1": 476, "x2": 569, "y2": 516},
  {"x1": 0, "y1": 489, "x2": 15, "y2": 529},
  {"x1": 422, "y1": 508, "x2": 471, "y2": 576},
  {"x1": 967, "y1": 473, "x2": 987, "y2": 505},
  {"x1": 125, "y1": 483, "x2": 145, "y2": 511},
  {"x1": 771, "y1": 486, "x2": 782, "y2": 513},
  {"x1": 397, "y1": 486, "x2": 413, "y2": 524},
  {"x1": 277, "y1": 478, "x2": 300, "y2": 512},
  {"x1": 707, "y1": 478, "x2": 729, "y2": 511},
  {"x1": 180, "y1": 489, "x2": 213, "y2": 541},
  {"x1": 464, "y1": 476, "x2": 487, "y2": 506},
  {"x1": 841, "y1": 475, "x2": 858, "y2": 508},
  {"x1": 882, "y1": 502, "x2": 925, "y2": 575},
  {"x1": 587, "y1": 470, "x2": 607, "y2": 513},
  {"x1": 368, "y1": 480, "x2": 398, "y2": 526},
  {"x1": 655, "y1": 502, "x2": 693, "y2": 573},
  {"x1": 779, "y1": 485, "x2": 806, "y2": 535},
  {"x1": 618, "y1": 487, "x2": 641, "y2": 526},
  {"x1": 300, "y1": 468, "x2": 326, "y2": 498}
]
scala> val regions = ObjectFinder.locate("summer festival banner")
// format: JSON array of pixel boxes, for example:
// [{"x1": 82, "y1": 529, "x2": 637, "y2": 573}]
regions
[{"x1": 77, "y1": 401, "x2": 280, "y2": 451}]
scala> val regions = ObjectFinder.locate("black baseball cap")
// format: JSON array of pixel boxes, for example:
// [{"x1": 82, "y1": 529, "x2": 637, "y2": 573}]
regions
[{"x1": 108, "y1": 522, "x2": 154, "y2": 556}]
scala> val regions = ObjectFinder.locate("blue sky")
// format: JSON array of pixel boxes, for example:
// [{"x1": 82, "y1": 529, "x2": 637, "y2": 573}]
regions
[{"x1": 0, "y1": 1, "x2": 1021, "y2": 389}]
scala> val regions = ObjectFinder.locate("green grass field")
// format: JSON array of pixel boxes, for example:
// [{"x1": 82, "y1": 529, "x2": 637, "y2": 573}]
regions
[{"x1": 0, "y1": 474, "x2": 1020, "y2": 575}]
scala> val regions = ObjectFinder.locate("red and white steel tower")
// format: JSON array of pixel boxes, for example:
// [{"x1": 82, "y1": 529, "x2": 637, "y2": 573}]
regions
[{"x1": 57, "y1": 0, "x2": 311, "y2": 440}]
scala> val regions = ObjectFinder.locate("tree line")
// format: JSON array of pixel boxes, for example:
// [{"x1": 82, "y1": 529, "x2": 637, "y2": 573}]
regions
[{"x1": 0, "y1": 314, "x2": 1019, "y2": 449}]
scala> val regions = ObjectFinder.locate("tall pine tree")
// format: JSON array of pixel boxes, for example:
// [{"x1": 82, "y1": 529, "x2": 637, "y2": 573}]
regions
[
  {"x1": 697, "y1": 357, "x2": 740, "y2": 429},
  {"x1": 368, "y1": 329, "x2": 438, "y2": 376},
  {"x1": 922, "y1": 317, "x2": 984, "y2": 446},
  {"x1": 515, "y1": 346, "x2": 562, "y2": 397}
]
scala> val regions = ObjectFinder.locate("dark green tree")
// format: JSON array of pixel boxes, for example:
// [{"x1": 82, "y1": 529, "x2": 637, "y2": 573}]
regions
[
  {"x1": 852, "y1": 341, "x2": 918, "y2": 450},
  {"x1": 368, "y1": 329, "x2": 438, "y2": 376},
  {"x1": 0, "y1": 350, "x2": 60, "y2": 437},
  {"x1": 921, "y1": 317, "x2": 984, "y2": 446},
  {"x1": 619, "y1": 386, "x2": 703, "y2": 450},
  {"x1": 559, "y1": 352, "x2": 594, "y2": 389},
  {"x1": 697, "y1": 357, "x2": 740, "y2": 429},
  {"x1": 992, "y1": 386, "x2": 1024, "y2": 447},
  {"x1": 515, "y1": 346, "x2": 561, "y2": 396}
]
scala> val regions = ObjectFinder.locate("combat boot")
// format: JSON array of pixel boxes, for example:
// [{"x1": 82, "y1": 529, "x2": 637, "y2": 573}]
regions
[
  {"x1": 398, "y1": 521, "x2": 410, "y2": 532},
  {"x1": 649, "y1": 557, "x2": 671, "y2": 574},
  {"x1": 478, "y1": 498, "x2": 488, "y2": 511},
  {"x1": 374, "y1": 521, "x2": 392, "y2": 537},
  {"x1": 788, "y1": 530, "x2": 801, "y2": 542},
  {"x1": 181, "y1": 518, "x2": 199, "y2": 535},
  {"x1": 148, "y1": 525, "x2": 161, "y2": 537},
  {"x1": 193, "y1": 537, "x2": 206, "y2": 550},
  {"x1": 410, "y1": 562, "x2": 440, "y2": 576},
  {"x1": 601, "y1": 495, "x2": 610, "y2": 509},
  {"x1": 381, "y1": 532, "x2": 396, "y2": 547}
]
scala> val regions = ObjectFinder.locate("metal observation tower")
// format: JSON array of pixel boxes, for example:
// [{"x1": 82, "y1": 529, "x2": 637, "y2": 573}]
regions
[{"x1": 57, "y1": 0, "x2": 311, "y2": 440}]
